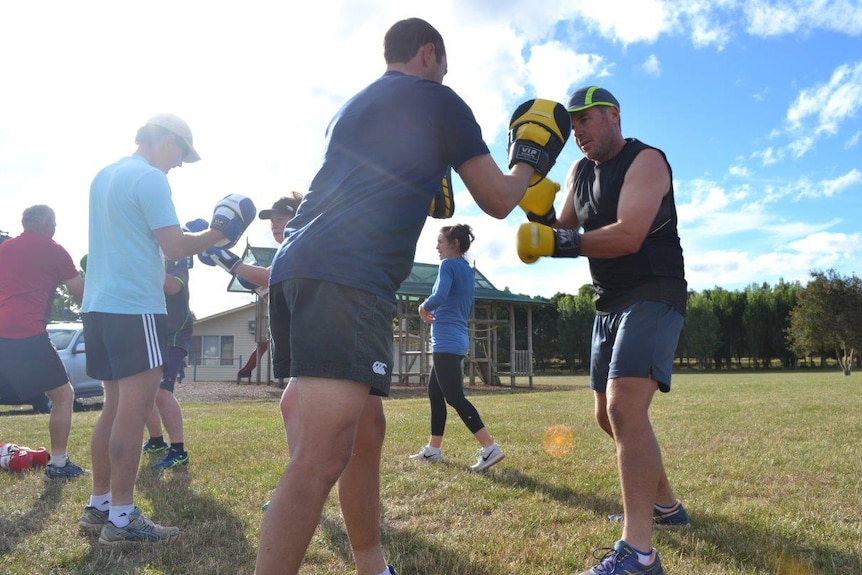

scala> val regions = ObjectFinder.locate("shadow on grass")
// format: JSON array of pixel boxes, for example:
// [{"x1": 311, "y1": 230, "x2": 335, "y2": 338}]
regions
[
  {"x1": 0, "y1": 475, "x2": 64, "y2": 555},
  {"x1": 315, "y1": 513, "x2": 504, "y2": 575},
  {"x1": 657, "y1": 512, "x2": 862, "y2": 575},
  {"x1": 484, "y1": 468, "x2": 860, "y2": 573},
  {"x1": 485, "y1": 466, "x2": 621, "y2": 520},
  {"x1": 70, "y1": 465, "x2": 257, "y2": 575}
]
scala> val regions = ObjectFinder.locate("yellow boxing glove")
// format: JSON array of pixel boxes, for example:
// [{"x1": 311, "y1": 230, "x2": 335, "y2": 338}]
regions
[
  {"x1": 516, "y1": 222, "x2": 581, "y2": 264},
  {"x1": 518, "y1": 178, "x2": 560, "y2": 226}
]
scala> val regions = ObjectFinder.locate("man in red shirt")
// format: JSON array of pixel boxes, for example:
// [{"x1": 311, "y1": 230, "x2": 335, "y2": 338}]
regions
[{"x1": 0, "y1": 205, "x2": 88, "y2": 478}]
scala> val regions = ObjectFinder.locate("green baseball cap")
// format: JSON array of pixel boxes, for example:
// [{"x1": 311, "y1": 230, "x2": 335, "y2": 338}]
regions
[{"x1": 566, "y1": 86, "x2": 620, "y2": 113}]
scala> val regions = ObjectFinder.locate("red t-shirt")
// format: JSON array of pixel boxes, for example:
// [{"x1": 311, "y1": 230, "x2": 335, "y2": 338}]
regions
[{"x1": 0, "y1": 231, "x2": 79, "y2": 338}]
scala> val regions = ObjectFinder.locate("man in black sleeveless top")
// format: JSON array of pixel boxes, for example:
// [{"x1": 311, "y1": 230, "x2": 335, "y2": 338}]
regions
[{"x1": 521, "y1": 86, "x2": 687, "y2": 575}]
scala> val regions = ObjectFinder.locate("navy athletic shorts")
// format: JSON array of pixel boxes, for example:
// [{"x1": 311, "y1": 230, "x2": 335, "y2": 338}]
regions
[{"x1": 269, "y1": 279, "x2": 396, "y2": 397}]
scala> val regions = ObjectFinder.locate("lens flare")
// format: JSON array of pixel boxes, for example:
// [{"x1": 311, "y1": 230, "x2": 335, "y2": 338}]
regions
[{"x1": 542, "y1": 424, "x2": 575, "y2": 457}]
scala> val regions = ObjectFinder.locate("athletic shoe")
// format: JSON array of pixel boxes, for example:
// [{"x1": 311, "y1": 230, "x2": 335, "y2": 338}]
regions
[
  {"x1": 469, "y1": 443, "x2": 504, "y2": 472},
  {"x1": 44, "y1": 460, "x2": 88, "y2": 479},
  {"x1": 77, "y1": 506, "x2": 108, "y2": 532},
  {"x1": 261, "y1": 500, "x2": 270, "y2": 512},
  {"x1": 151, "y1": 448, "x2": 189, "y2": 470},
  {"x1": 142, "y1": 438, "x2": 168, "y2": 454},
  {"x1": 386, "y1": 565, "x2": 398, "y2": 575},
  {"x1": 578, "y1": 540, "x2": 665, "y2": 575},
  {"x1": 408, "y1": 445, "x2": 442, "y2": 462},
  {"x1": 608, "y1": 502, "x2": 690, "y2": 528},
  {"x1": 98, "y1": 507, "x2": 179, "y2": 545}
]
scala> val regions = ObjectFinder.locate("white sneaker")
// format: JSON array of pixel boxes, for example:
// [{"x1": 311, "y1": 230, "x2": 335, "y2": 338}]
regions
[
  {"x1": 409, "y1": 445, "x2": 442, "y2": 462},
  {"x1": 470, "y1": 443, "x2": 504, "y2": 472}
]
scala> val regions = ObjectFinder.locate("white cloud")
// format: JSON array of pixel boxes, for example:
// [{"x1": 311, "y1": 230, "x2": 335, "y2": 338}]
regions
[
  {"x1": 786, "y1": 62, "x2": 862, "y2": 136},
  {"x1": 527, "y1": 41, "x2": 607, "y2": 101},
  {"x1": 753, "y1": 146, "x2": 782, "y2": 166},
  {"x1": 574, "y1": 0, "x2": 673, "y2": 44},
  {"x1": 642, "y1": 54, "x2": 662, "y2": 76},
  {"x1": 728, "y1": 164, "x2": 750, "y2": 177},
  {"x1": 745, "y1": 0, "x2": 862, "y2": 36},
  {"x1": 811, "y1": 169, "x2": 862, "y2": 198}
]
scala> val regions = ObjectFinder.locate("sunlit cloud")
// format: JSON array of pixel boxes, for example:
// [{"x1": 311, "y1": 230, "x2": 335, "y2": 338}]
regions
[{"x1": 527, "y1": 41, "x2": 607, "y2": 101}]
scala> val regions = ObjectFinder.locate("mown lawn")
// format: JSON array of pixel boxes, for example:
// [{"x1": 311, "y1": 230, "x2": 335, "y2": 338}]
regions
[{"x1": 1, "y1": 371, "x2": 860, "y2": 574}]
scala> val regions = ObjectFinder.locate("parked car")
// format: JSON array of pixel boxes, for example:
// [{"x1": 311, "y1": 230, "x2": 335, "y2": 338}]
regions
[{"x1": 0, "y1": 322, "x2": 104, "y2": 413}]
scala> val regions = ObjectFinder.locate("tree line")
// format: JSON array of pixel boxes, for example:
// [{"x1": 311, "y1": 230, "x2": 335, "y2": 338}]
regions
[
  {"x1": 49, "y1": 265, "x2": 861, "y2": 376},
  {"x1": 511, "y1": 269, "x2": 862, "y2": 375}
]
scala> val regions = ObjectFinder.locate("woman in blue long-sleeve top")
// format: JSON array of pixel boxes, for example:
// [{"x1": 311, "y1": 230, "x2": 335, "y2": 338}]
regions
[{"x1": 409, "y1": 224, "x2": 504, "y2": 472}]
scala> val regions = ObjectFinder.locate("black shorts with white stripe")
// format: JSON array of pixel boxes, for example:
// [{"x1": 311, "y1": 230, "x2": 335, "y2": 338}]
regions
[{"x1": 82, "y1": 312, "x2": 167, "y2": 381}]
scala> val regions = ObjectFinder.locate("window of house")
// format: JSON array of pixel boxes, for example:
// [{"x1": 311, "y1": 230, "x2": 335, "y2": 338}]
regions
[{"x1": 190, "y1": 335, "x2": 234, "y2": 366}]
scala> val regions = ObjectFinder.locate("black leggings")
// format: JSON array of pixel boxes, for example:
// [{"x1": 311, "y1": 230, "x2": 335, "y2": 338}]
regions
[{"x1": 428, "y1": 352, "x2": 485, "y2": 436}]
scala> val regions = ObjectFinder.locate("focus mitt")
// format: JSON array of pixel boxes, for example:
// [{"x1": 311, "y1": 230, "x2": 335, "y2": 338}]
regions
[
  {"x1": 508, "y1": 99, "x2": 571, "y2": 185},
  {"x1": 210, "y1": 194, "x2": 256, "y2": 249}
]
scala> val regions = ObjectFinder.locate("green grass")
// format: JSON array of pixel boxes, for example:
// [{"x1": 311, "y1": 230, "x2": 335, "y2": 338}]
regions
[{"x1": 1, "y1": 372, "x2": 861, "y2": 574}]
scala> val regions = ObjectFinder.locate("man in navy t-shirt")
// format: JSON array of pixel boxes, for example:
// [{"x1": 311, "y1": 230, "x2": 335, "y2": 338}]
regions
[{"x1": 258, "y1": 17, "x2": 541, "y2": 575}]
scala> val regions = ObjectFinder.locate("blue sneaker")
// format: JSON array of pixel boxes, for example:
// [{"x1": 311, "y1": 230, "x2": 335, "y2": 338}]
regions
[
  {"x1": 44, "y1": 459, "x2": 88, "y2": 479},
  {"x1": 579, "y1": 540, "x2": 665, "y2": 575},
  {"x1": 386, "y1": 566, "x2": 398, "y2": 575},
  {"x1": 151, "y1": 448, "x2": 189, "y2": 470},
  {"x1": 609, "y1": 501, "x2": 690, "y2": 528},
  {"x1": 142, "y1": 438, "x2": 168, "y2": 454}
]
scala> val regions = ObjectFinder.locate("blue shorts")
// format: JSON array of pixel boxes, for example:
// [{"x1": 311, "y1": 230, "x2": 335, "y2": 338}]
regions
[
  {"x1": 83, "y1": 312, "x2": 167, "y2": 381},
  {"x1": 590, "y1": 301, "x2": 684, "y2": 394},
  {"x1": 269, "y1": 279, "x2": 396, "y2": 396}
]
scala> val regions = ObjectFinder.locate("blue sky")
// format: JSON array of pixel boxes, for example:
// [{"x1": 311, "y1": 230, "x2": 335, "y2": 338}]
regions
[{"x1": 1, "y1": 1, "x2": 860, "y2": 318}]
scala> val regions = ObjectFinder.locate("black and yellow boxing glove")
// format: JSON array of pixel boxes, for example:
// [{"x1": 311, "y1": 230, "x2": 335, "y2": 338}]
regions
[
  {"x1": 518, "y1": 178, "x2": 560, "y2": 226},
  {"x1": 428, "y1": 168, "x2": 454, "y2": 218},
  {"x1": 516, "y1": 222, "x2": 581, "y2": 264},
  {"x1": 507, "y1": 99, "x2": 571, "y2": 185}
]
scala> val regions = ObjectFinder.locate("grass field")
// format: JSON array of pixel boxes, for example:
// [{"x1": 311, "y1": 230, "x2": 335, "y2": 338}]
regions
[{"x1": 1, "y1": 372, "x2": 860, "y2": 574}]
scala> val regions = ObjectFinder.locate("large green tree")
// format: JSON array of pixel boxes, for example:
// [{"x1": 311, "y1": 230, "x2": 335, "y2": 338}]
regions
[
  {"x1": 684, "y1": 292, "x2": 721, "y2": 369},
  {"x1": 787, "y1": 269, "x2": 862, "y2": 375},
  {"x1": 743, "y1": 283, "x2": 774, "y2": 368},
  {"x1": 555, "y1": 285, "x2": 594, "y2": 371},
  {"x1": 702, "y1": 286, "x2": 747, "y2": 369}
]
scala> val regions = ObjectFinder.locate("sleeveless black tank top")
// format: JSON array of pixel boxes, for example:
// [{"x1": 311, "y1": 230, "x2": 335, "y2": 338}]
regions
[{"x1": 572, "y1": 138, "x2": 687, "y2": 314}]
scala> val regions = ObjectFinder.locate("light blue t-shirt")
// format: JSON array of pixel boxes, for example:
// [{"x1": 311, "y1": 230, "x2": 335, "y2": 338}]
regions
[
  {"x1": 423, "y1": 257, "x2": 475, "y2": 355},
  {"x1": 82, "y1": 155, "x2": 179, "y2": 314}
]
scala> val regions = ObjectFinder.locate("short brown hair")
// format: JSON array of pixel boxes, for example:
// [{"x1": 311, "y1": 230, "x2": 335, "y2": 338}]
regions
[{"x1": 384, "y1": 18, "x2": 446, "y2": 65}]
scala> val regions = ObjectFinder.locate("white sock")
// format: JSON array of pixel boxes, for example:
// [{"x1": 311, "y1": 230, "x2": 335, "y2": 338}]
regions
[
  {"x1": 634, "y1": 547, "x2": 655, "y2": 565},
  {"x1": 109, "y1": 504, "x2": 136, "y2": 528},
  {"x1": 89, "y1": 493, "x2": 111, "y2": 511},
  {"x1": 48, "y1": 453, "x2": 68, "y2": 467},
  {"x1": 376, "y1": 568, "x2": 391, "y2": 575},
  {"x1": 426, "y1": 445, "x2": 441, "y2": 453}
]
